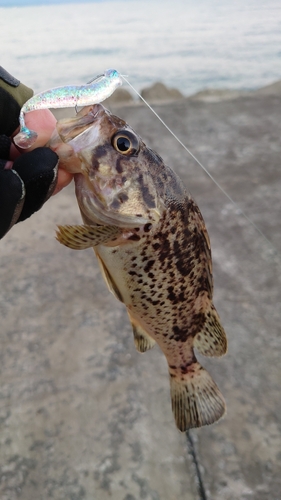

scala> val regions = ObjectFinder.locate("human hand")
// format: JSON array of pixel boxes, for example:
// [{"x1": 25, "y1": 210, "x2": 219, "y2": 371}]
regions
[{"x1": 0, "y1": 66, "x2": 73, "y2": 239}]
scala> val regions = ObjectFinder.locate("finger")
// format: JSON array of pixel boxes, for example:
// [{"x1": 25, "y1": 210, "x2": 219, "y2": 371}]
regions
[
  {"x1": 12, "y1": 108, "x2": 57, "y2": 151},
  {"x1": 52, "y1": 168, "x2": 73, "y2": 195}
]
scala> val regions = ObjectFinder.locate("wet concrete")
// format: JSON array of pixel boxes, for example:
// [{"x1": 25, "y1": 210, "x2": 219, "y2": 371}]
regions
[{"x1": 1, "y1": 93, "x2": 281, "y2": 499}]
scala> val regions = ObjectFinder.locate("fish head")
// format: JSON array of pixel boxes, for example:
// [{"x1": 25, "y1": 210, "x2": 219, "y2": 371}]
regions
[{"x1": 50, "y1": 104, "x2": 165, "y2": 228}]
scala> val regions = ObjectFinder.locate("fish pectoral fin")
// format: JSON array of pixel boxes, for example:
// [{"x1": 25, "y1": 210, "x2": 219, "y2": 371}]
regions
[
  {"x1": 193, "y1": 304, "x2": 227, "y2": 357},
  {"x1": 56, "y1": 224, "x2": 120, "y2": 250},
  {"x1": 127, "y1": 312, "x2": 156, "y2": 353},
  {"x1": 169, "y1": 362, "x2": 226, "y2": 432}
]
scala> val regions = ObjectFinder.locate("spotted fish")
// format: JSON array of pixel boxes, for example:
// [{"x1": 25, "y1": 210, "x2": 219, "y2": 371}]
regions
[{"x1": 51, "y1": 103, "x2": 228, "y2": 432}]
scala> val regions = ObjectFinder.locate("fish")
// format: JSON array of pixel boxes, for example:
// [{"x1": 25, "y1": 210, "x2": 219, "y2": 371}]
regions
[
  {"x1": 13, "y1": 69, "x2": 122, "y2": 149},
  {"x1": 51, "y1": 103, "x2": 228, "y2": 432}
]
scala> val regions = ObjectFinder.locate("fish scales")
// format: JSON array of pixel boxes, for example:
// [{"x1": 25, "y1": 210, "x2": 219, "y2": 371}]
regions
[{"x1": 52, "y1": 103, "x2": 228, "y2": 432}]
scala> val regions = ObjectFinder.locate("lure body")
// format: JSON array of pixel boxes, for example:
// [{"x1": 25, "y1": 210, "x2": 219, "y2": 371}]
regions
[{"x1": 13, "y1": 69, "x2": 122, "y2": 149}]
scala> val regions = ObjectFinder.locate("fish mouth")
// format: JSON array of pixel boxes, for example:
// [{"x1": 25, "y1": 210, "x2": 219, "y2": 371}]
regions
[{"x1": 65, "y1": 104, "x2": 105, "y2": 154}]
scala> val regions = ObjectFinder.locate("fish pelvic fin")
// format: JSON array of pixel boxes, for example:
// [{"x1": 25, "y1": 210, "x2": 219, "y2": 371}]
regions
[
  {"x1": 56, "y1": 224, "x2": 120, "y2": 250},
  {"x1": 95, "y1": 253, "x2": 124, "y2": 303},
  {"x1": 127, "y1": 311, "x2": 156, "y2": 353},
  {"x1": 169, "y1": 362, "x2": 226, "y2": 432},
  {"x1": 193, "y1": 304, "x2": 227, "y2": 357}
]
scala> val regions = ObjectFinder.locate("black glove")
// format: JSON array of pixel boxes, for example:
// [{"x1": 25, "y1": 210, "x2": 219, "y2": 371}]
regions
[{"x1": 0, "y1": 66, "x2": 59, "y2": 239}]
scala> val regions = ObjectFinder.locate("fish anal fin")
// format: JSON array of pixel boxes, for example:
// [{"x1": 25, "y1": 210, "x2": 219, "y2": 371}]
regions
[
  {"x1": 127, "y1": 311, "x2": 156, "y2": 353},
  {"x1": 56, "y1": 224, "x2": 119, "y2": 250},
  {"x1": 169, "y1": 362, "x2": 226, "y2": 432},
  {"x1": 194, "y1": 305, "x2": 227, "y2": 357}
]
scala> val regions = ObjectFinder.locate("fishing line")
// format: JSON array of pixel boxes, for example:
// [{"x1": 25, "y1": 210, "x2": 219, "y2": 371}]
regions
[{"x1": 122, "y1": 76, "x2": 280, "y2": 259}]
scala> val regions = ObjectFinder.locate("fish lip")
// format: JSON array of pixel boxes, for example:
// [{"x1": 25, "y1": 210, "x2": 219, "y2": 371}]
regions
[{"x1": 67, "y1": 105, "x2": 106, "y2": 155}]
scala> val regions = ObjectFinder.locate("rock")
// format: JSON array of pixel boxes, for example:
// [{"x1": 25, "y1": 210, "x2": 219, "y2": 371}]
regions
[
  {"x1": 103, "y1": 87, "x2": 134, "y2": 107},
  {"x1": 140, "y1": 82, "x2": 184, "y2": 103},
  {"x1": 254, "y1": 79, "x2": 281, "y2": 95},
  {"x1": 188, "y1": 88, "x2": 250, "y2": 103}
]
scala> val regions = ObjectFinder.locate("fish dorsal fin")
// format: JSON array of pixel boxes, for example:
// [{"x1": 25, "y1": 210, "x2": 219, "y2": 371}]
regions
[
  {"x1": 127, "y1": 311, "x2": 156, "y2": 353},
  {"x1": 169, "y1": 361, "x2": 225, "y2": 431},
  {"x1": 193, "y1": 304, "x2": 227, "y2": 357},
  {"x1": 56, "y1": 224, "x2": 120, "y2": 250}
]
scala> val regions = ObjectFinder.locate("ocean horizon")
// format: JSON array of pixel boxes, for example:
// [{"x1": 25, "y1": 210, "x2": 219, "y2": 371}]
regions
[{"x1": 1, "y1": 0, "x2": 281, "y2": 95}]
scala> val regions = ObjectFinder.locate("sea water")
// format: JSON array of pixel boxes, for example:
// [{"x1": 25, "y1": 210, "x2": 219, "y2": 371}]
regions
[{"x1": 1, "y1": 0, "x2": 281, "y2": 95}]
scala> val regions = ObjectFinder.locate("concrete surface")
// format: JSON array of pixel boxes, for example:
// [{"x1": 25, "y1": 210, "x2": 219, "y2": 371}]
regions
[{"x1": 1, "y1": 93, "x2": 281, "y2": 499}]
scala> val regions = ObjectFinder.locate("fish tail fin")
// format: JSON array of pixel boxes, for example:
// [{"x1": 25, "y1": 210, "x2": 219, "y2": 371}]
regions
[
  {"x1": 169, "y1": 362, "x2": 225, "y2": 432},
  {"x1": 194, "y1": 304, "x2": 227, "y2": 357}
]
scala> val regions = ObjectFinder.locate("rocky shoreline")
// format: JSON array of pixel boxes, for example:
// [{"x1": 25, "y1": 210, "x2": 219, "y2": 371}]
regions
[
  {"x1": 1, "y1": 80, "x2": 281, "y2": 500},
  {"x1": 103, "y1": 77, "x2": 281, "y2": 106}
]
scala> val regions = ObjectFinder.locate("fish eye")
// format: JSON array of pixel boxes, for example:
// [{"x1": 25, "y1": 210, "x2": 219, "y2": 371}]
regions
[{"x1": 112, "y1": 130, "x2": 139, "y2": 156}]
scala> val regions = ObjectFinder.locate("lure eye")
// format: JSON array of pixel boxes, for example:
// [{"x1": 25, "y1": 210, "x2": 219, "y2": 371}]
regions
[{"x1": 112, "y1": 130, "x2": 139, "y2": 156}]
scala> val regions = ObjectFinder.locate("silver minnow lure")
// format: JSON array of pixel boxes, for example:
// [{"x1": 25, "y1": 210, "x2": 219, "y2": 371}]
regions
[{"x1": 13, "y1": 68, "x2": 122, "y2": 149}]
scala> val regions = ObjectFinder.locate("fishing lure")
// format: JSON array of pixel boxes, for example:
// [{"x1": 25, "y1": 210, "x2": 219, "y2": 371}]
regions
[{"x1": 13, "y1": 68, "x2": 122, "y2": 149}]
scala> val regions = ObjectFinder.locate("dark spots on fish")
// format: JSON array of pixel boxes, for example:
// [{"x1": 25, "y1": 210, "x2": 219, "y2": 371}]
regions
[
  {"x1": 122, "y1": 175, "x2": 127, "y2": 183},
  {"x1": 111, "y1": 198, "x2": 121, "y2": 210},
  {"x1": 93, "y1": 145, "x2": 107, "y2": 160},
  {"x1": 140, "y1": 245, "x2": 149, "y2": 256},
  {"x1": 158, "y1": 238, "x2": 171, "y2": 264},
  {"x1": 135, "y1": 214, "x2": 143, "y2": 218},
  {"x1": 128, "y1": 233, "x2": 141, "y2": 241},
  {"x1": 141, "y1": 186, "x2": 156, "y2": 208},
  {"x1": 116, "y1": 157, "x2": 123, "y2": 173},
  {"x1": 137, "y1": 279, "x2": 143, "y2": 284},
  {"x1": 152, "y1": 242, "x2": 160, "y2": 251},
  {"x1": 131, "y1": 256, "x2": 137, "y2": 262},
  {"x1": 184, "y1": 227, "x2": 192, "y2": 239},
  {"x1": 180, "y1": 356, "x2": 197, "y2": 375},
  {"x1": 171, "y1": 325, "x2": 188, "y2": 342},
  {"x1": 91, "y1": 157, "x2": 100, "y2": 172},
  {"x1": 148, "y1": 272, "x2": 154, "y2": 279},
  {"x1": 144, "y1": 260, "x2": 155, "y2": 273},
  {"x1": 167, "y1": 286, "x2": 177, "y2": 303},
  {"x1": 144, "y1": 223, "x2": 152, "y2": 232},
  {"x1": 173, "y1": 238, "x2": 195, "y2": 278},
  {"x1": 128, "y1": 270, "x2": 138, "y2": 276},
  {"x1": 118, "y1": 193, "x2": 129, "y2": 204}
]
